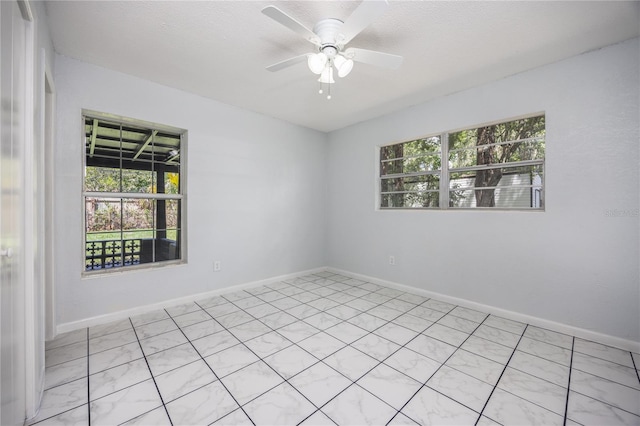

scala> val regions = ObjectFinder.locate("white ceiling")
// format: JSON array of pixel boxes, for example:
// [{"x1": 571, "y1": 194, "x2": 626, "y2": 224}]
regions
[{"x1": 44, "y1": 1, "x2": 639, "y2": 132}]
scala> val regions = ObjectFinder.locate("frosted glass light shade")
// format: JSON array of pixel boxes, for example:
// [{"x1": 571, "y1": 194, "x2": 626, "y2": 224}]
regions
[
  {"x1": 308, "y1": 52, "x2": 328, "y2": 75},
  {"x1": 318, "y1": 66, "x2": 335, "y2": 84},
  {"x1": 333, "y1": 54, "x2": 354, "y2": 78}
]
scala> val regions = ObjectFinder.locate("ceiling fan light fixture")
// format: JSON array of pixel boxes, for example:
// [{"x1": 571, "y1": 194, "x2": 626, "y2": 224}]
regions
[
  {"x1": 318, "y1": 66, "x2": 335, "y2": 84},
  {"x1": 308, "y1": 52, "x2": 327, "y2": 74},
  {"x1": 263, "y1": 2, "x2": 403, "y2": 100},
  {"x1": 333, "y1": 54, "x2": 354, "y2": 78}
]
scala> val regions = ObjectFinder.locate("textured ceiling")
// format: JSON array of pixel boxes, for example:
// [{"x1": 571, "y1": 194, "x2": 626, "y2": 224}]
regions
[{"x1": 44, "y1": 1, "x2": 639, "y2": 132}]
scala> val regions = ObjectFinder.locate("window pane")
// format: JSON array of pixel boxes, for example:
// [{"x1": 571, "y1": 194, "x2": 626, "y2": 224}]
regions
[
  {"x1": 449, "y1": 165, "x2": 544, "y2": 208},
  {"x1": 121, "y1": 168, "x2": 155, "y2": 194},
  {"x1": 85, "y1": 197, "x2": 121, "y2": 237},
  {"x1": 448, "y1": 116, "x2": 545, "y2": 169},
  {"x1": 449, "y1": 187, "x2": 543, "y2": 209},
  {"x1": 122, "y1": 199, "x2": 154, "y2": 265},
  {"x1": 121, "y1": 230, "x2": 149, "y2": 265},
  {"x1": 155, "y1": 234, "x2": 180, "y2": 262},
  {"x1": 381, "y1": 175, "x2": 440, "y2": 192},
  {"x1": 157, "y1": 133, "x2": 181, "y2": 163},
  {"x1": 449, "y1": 164, "x2": 543, "y2": 188},
  {"x1": 120, "y1": 233, "x2": 143, "y2": 266},
  {"x1": 122, "y1": 198, "x2": 154, "y2": 231},
  {"x1": 164, "y1": 199, "x2": 180, "y2": 233},
  {"x1": 84, "y1": 167, "x2": 121, "y2": 192},
  {"x1": 449, "y1": 138, "x2": 545, "y2": 168},
  {"x1": 381, "y1": 154, "x2": 441, "y2": 176},
  {"x1": 381, "y1": 137, "x2": 440, "y2": 166},
  {"x1": 446, "y1": 115, "x2": 545, "y2": 209},
  {"x1": 404, "y1": 137, "x2": 440, "y2": 154},
  {"x1": 380, "y1": 136, "x2": 441, "y2": 209},
  {"x1": 380, "y1": 144, "x2": 402, "y2": 161},
  {"x1": 155, "y1": 199, "x2": 180, "y2": 262},
  {"x1": 381, "y1": 192, "x2": 439, "y2": 208},
  {"x1": 165, "y1": 172, "x2": 180, "y2": 195},
  {"x1": 85, "y1": 240, "x2": 123, "y2": 271},
  {"x1": 85, "y1": 197, "x2": 122, "y2": 270}
]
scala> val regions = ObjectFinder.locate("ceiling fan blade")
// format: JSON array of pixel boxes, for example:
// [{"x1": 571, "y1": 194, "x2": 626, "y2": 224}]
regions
[
  {"x1": 266, "y1": 54, "x2": 309, "y2": 72},
  {"x1": 262, "y1": 6, "x2": 320, "y2": 45},
  {"x1": 344, "y1": 47, "x2": 403, "y2": 69},
  {"x1": 340, "y1": 0, "x2": 389, "y2": 45}
]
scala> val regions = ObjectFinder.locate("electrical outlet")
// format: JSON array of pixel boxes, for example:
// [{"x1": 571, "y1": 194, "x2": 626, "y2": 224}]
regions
[
  {"x1": 214, "y1": 261, "x2": 221, "y2": 272},
  {"x1": 389, "y1": 255, "x2": 395, "y2": 265}
]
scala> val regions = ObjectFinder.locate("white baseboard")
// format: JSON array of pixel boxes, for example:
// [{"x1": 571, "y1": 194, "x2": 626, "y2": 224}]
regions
[
  {"x1": 55, "y1": 267, "x2": 327, "y2": 336},
  {"x1": 327, "y1": 267, "x2": 640, "y2": 353}
]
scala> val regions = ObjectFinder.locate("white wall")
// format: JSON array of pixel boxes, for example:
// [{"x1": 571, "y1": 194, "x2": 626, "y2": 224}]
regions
[
  {"x1": 54, "y1": 55, "x2": 327, "y2": 327},
  {"x1": 326, "y1": 38, "x2": 640, "y2": 343}
]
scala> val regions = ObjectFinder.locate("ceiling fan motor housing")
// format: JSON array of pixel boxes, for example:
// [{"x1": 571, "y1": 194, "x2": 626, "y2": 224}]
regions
[{"x1": 313, "y1": 18, "x2": 345, "y2": 57}]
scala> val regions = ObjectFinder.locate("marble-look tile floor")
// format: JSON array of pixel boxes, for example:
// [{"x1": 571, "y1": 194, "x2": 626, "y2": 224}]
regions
[{"x1": 31, "y1": 272, "x2": 640, "y2": 425}]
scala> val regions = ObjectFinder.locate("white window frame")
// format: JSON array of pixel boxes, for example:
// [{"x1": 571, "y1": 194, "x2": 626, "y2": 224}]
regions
[
  {"x1": 378, "y1": 113, "x2": 545, "y2": 211},
  {"x1": 378, "y1": 134, "x2": 444, "y2": 209},
  {"x1": 81, "y1": 110, "x2": 187, "y2": 275}
]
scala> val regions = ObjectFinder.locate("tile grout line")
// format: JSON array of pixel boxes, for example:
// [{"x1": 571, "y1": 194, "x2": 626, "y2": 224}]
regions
[
  {"x1": 210, "y1": 274, "x2": 500, "y2": 425},
  {"x1": 43, "y1": 342, "x2": 88, "y2": 370},
  {"x1": 389, "y1": 312, "x2": 490, "y2": 426},
  {"x1": 505, "y1": 363, "x2": 570, "y2": 390},
  {"x1": 509, "y1": 330, "x2": 640, "y2": 392},
  {"x1": 567, "y1": 389, "x2": 640, "y2": 419},
  {"x1": 264, "y1": 278, "x2": 452, "y2": 388},
  {"x1": 128, "y1": 317, "x2": 174, "y2": 426},
  {"x1": 569, "y1": 362, "x2": 640, "y2": 392},
  {"x1": 27, "y1": 331, "x2": 91, "y2": 425},
  {"x1": 384, "y1": 306, "x2": 463, "y2": 425},
  {"x1": 163, "y1": 309, "x2": 257, "y2": 426},
  {"x1": 271, "y1": 274, "x2": 409, "y2": 314},
  {"x1": 192, "y1": 299, "x2": 329, "y2": 423},
  {"x1": 342, "y1": 302, "x2": 489, "y2": 423},
  {"x1": 311, "y1": 306, "x2": 448, "y2": 423},
  {"x1": 483, "y1": 363, "x2": 628, "y2": 424},
  {"x1": 178, "y1": 273, "x2": 450, "y2": 369},
  {"x1": 474, "y1": 323, "x2": 529, "y2": 425},
  {"x1": 196, "y1": 275, "x2": 418, "y2": 423},
  {"x1": 571, "y1": 335, "x2": 639, "y2": 365},
  {"x1": 631, "y1": 350, "x2": 640, "y2": 384},
  {"x1": 247, "y1": 285, "x2": 400, "y2": 420},
  {"x1": 563, "y1": 336, "x2": 575, "y2": 426},
  {"x1": 227, "y1": 276, "x2": 401, "y2": 359},
  {"x1": 566, "y1": 364, "x2": 640, "y2": 392},
  {"x1": 297, "y1": 307, "x2": 446, "y2": 423},
  {"x1": 515, "y1": 344, "x2": 570, "y2": 369}
]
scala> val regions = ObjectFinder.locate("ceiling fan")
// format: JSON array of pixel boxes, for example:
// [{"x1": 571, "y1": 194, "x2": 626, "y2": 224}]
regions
[{"x1": 262, "y1": 0, "x2": 403, "y2": 99}]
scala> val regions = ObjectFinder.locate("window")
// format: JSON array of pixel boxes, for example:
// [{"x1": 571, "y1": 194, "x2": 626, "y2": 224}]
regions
[
  {"x1": 379, "y1": 114, "x2": 545, "y2": 210},
  {"x1": 380, "y1": 136, "x2": 442, "y2": 208},
  {"x1": 83, "y1": 112, "x2": 186, "y2": 272}
]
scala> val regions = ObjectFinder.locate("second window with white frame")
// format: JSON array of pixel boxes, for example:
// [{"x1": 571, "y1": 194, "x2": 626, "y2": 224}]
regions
[{"x1": 379, "y1": 114, "x2": 545, "y2": 209}]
